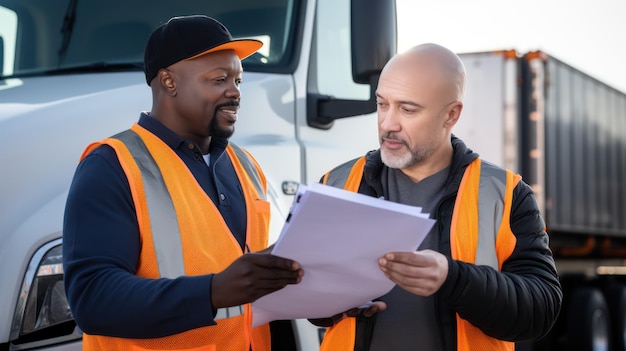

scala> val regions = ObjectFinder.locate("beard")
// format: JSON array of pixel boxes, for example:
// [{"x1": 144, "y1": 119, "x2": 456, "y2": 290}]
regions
[
  {"x1": 209, "y1": 115, "x2": 234, "y2": 139},
  {"x1": 380, "y1": 132, "x2": 437, "y2": 169},
  {"x1": 208, "y1": 102, "x2": 237, "y2": 139}
]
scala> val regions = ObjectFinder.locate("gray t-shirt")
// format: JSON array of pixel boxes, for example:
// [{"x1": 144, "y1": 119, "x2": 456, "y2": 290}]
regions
[{"x1": 369, "y1": 166, "x2": 449, "y2": 351}]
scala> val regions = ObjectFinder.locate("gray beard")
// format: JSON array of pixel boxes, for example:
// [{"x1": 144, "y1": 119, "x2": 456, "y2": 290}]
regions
[
  {"x1": 380, "y1": 144, "x2": 436, "y2": 169},
  {"x1": 381, "y1": 148, "x2": 414, "y2": 169}
]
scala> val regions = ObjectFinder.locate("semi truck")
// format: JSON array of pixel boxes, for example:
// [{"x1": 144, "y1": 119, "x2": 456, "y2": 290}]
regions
[
  {"x1": 1, "y1": 1, "x2": 626, "y2": 351},
  {"x1": 457, "y1": 49, "x2": 626, "y2": 351},
  {"x1": 0, "y1": 0, "x2": 393, "y2": 350}
]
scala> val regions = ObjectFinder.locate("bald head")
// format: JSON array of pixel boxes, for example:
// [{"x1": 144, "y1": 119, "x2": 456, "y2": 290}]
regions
[{"x1": 380, "y1": 43, "x2": 466, "y2": 104}]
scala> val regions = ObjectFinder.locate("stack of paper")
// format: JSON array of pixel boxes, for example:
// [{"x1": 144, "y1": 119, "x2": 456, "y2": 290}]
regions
[{"x1": 252, "y1": 182, "x2": 435, "y2": 327}]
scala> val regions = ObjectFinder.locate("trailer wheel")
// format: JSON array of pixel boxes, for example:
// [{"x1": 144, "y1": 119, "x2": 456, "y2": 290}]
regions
[
  {"x1": 567, "y1": 287, "x2": 610, "y2": 351},
  {"x1": 604, "y1": 284, "x2": 626, "y2": 351}
]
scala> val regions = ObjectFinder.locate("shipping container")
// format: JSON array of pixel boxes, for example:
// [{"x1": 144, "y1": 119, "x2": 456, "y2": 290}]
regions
[{"x1": 458, "y1": 49, "x2": 626, "y2": 351}]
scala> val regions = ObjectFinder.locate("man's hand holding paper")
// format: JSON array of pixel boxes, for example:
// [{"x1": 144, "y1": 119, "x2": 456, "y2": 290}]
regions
[{"x1": 251, "y1": 183, "x2": 435, "y2": 327}]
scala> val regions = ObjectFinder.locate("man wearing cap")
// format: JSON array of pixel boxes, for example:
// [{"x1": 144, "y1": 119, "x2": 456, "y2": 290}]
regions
[{"x1": 63, "y1": 15, "x2": 303, "y2": 351}]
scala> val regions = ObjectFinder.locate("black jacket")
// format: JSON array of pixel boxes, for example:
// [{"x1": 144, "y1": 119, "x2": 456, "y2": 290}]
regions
[{"x1": 345, "y1": 136, "x2": 562, "y2": 351}]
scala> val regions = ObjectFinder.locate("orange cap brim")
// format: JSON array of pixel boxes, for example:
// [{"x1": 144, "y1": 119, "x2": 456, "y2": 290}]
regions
[{"x1": 185, "y1": 39, "x2": 263, "y2": 61}]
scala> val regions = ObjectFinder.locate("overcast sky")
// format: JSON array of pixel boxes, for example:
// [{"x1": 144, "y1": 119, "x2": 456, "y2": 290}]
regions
[
  {"x1": 1, "y1": 1, "x2": 623, "y2": 94},
  {"x1": 396, "y1": 0, "x2": 626, "y2": 94}
]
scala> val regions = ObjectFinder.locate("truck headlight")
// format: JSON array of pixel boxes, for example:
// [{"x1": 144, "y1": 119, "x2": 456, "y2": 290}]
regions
[{"x1": 10, "y1": 238, "x2": 79, "y2": 346}]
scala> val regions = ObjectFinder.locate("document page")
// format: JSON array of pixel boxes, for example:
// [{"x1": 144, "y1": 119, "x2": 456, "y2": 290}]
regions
[{"x1": 252, "y1": 183, "x2": 435, "y2": 327}]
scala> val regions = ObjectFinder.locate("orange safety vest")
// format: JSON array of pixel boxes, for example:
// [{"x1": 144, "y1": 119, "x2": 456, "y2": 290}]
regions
[
  {"x1": 79, "y1": 124, "x2": 271, "y2": 351},
  {"x1": 320, "y1": 156, "x2": 521, "y2": 351}
]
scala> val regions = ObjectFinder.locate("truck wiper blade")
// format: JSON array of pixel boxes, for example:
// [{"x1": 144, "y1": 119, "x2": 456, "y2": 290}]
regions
[
  {"x1": 58, "y1": 0, "x2": 79, "y2": 65},
  {"x1": 44, "y1": 62, "x2": 144, "y2": 74},
  {"x1": 0, "y1": 62, "x2": 144, "y2": 79}
]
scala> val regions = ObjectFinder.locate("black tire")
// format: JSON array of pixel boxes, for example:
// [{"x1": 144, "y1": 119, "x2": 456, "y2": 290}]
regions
[
  {"x1": 567, "y1": 287, "x2": 610, "y2": 351},
  {"x1": 604, "y1": 283, "x2": 626, "y2": 351}
]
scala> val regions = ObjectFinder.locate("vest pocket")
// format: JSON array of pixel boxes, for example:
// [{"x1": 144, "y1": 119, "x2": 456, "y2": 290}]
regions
[
  {"x1": 253, "y1": 199, "x2": 271, "y2": 242},
  {"x1": 254, "y1": 199, "x2": 270, "y2": 213}
]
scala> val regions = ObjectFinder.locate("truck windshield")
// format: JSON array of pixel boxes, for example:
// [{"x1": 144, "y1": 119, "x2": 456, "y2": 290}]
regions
[{"x1": 0, "y1": 0, "x2": 300, "y2": 78}]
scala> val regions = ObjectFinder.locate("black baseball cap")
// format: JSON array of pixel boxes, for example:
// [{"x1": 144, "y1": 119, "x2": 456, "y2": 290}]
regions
[{"x1": 143, "y1": 15, "x2": 263, "y2": 85}]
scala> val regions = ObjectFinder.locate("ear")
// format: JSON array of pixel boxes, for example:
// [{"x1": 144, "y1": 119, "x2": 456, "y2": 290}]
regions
[
  {"x1": 157, "y1": 69, "x2": 177, "y2": 96},
  {"x1": 444, "y1": 101, "x2": 463, "y2": 128}
]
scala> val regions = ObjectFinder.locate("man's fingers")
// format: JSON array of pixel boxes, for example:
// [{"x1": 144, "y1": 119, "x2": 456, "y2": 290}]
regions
[
  {"x1": 379, "y1": 250, "x2": 441, "y2": 274},
  {"x1": 344, "y1": 308, "x2": 361, "y2": 318},
  {"x1": 259, "y1": 268, "x2": 303, "y2": 284},
  {"x1": 377, "y1": 250, "x2": 448, "y2": 297},
  {"x1": 378, "y1": 257, "x2": 417, "y2": 276},
  {"x1": 361, "y1": 302, "x2": 386, "y2": 318},
  {"x1": 381, "y1": 251, "x2": 429, "y2": 264},
  {"x1": 211, "y1": 252, "x2": 305, "y2": 308},
  {"x1": 252, "y1": 254, "x2": 304, "y2": 283},
  {"x1": 250, "y1": 252, "x2": 301, "y2": 270}
]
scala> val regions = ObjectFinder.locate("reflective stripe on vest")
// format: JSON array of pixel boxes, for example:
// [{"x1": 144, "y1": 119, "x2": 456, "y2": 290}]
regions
[
  {"x1": 230, "y1": 143, "x2": 266, "y2": 201},
  {"x1": 475, "y1": 160, "x2": 506, "y2": 270},
  {"x1": 114, "y1": 130, "x2": 185, "y2": 279},
  {"x1": 214, "y1": 305, "x2": 245, "y2": 320},
  {"x1": 451, "y1": 158, "x2": 519, "y2": 272},
  {"x1": 113, "y1": 130, "x2": 255, "y2": 321},
  {"x1": 322, "y1": 156, "x2": 367, "y2": 190},
  {"x1": 452, "y1": 158, "x2": 518, "y2": 351},
  {"x1": 319, "y1": 156, "x2": 519, "y2": 351},
  {"x1": 78, "y1": 124, "x2": 272, "y2": 350}
]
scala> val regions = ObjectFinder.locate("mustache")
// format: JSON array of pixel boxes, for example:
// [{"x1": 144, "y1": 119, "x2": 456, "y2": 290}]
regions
[
  {"x1": 381, "y1": 132, "x2": 405, "y2": 143},
  {"x1": 216, "y1": 100, "x2": 240, "y2": 109}
]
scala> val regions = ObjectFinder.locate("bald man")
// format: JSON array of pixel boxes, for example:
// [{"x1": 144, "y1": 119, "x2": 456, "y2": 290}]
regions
[{"x1": 313, "y1": 43, "x2": 562, "y2": 351}]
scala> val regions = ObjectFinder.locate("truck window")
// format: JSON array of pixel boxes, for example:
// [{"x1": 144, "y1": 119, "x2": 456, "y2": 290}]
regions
[
  {"x1": 0, "y1": 5, "x2": 17, "y2": 76},
  {"x1": 314, "y1": 0, "x2": 370, "y2": 101},
  {"x1": 0, "y1": 0, "x2": 300, "y2": 78}
]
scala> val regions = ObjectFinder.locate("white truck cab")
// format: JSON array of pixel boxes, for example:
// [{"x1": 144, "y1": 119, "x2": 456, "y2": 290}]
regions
[{"x1": 0, "y1": 0, "x2": 396, "y2": 350}]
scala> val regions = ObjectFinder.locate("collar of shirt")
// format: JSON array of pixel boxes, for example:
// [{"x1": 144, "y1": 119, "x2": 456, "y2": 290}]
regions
[{"x1": 137, "y1": 112, "x2": 228, "y2": 164}]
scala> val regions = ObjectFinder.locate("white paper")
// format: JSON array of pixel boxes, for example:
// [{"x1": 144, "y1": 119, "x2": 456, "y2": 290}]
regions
[{"x1": 252, "y1": 183, "x2": 435, "y2": 327}]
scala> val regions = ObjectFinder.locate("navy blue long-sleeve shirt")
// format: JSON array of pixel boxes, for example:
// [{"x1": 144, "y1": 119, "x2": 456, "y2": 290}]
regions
[{"x1": 63, "y1": 113, "x2": 248, "y2": 338}]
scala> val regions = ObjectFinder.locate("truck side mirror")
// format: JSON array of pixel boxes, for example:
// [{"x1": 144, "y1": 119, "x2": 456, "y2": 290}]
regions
[
  {"x1": 307, "y1": 0, "x2": 397, "y2": 130},
  {"x1": 0, "y1": 37, "x2": 5, "y2": 78},
  {"x1": 351, "y1": 0, "x2": 396, "y2": 85}
]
